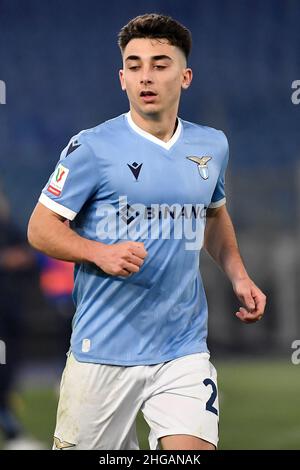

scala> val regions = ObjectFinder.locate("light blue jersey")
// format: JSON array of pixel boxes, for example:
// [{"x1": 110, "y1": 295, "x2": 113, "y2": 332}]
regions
[{"x1": 39, "y1": 112, "x2": 229, "y2": 365}]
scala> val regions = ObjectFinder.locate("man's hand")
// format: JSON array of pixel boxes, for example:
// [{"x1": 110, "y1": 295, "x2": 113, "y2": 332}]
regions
[
  {"x1": 92, "y1": 241, "x2": 148, "y2": 277},
  {"x1": 232, "y1": 277, "x2": 266, "y2": 323}
]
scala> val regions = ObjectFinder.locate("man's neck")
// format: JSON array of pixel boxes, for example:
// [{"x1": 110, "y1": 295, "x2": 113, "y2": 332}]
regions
[{"x1": 129, "y1": 107, "x2": 178, "y2": 143}]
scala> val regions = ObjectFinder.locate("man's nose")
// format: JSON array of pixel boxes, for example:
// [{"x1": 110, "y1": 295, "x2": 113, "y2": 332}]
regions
[
  {"x1": 140, "y1": 78, "x2": 153, "y2": 85},
  {"x1": 140, "y1": 67, "x2": 153, "y2": 85}
]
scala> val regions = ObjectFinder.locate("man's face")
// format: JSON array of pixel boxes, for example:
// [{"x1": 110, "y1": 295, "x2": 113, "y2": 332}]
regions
[{"x1": 119, "y1": 38, "x2": 192, "y2": 117}]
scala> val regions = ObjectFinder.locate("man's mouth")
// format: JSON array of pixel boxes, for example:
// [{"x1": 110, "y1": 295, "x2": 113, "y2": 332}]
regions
[
  {"x1": 140, "y1": 91, "x2": 157, "y2": 97},
  {"x1": 140, "y1": 91, "x2": 157, "y2": 103}
]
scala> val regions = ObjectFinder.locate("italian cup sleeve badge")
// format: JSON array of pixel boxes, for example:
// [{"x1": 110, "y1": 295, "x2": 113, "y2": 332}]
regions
[{"x1": 48, "y1": 164, "x2": 69, "y2": 196}]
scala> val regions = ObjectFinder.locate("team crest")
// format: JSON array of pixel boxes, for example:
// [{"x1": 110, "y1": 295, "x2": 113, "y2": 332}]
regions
[
  {"x1": 186, "y1": 156, "x2": 212, "y2": 180},
  {"x1": 53, "y1": 436, "x2": 76, "y2": 450}
]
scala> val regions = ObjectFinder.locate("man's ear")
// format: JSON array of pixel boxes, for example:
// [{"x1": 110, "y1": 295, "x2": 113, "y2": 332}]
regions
[
  {"x1": 181, "y1": 68, "x2": 193, "y2": 90},
  {"x1": 119, "y1": 69, "x2": 126, "y2": 91}
]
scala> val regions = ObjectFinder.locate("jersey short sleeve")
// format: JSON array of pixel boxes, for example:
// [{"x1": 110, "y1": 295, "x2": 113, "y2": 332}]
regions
[
  {"x1": 209, "y1": 133, "x2": 229, "y2": 209},
  {"x1": 39, "y1": 135, "x2": 99, "y2": 220}
]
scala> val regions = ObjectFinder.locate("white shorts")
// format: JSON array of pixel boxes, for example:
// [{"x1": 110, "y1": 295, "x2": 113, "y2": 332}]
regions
[{"x1": 53, "y1": 352, "x2": 219, "y2": 450}]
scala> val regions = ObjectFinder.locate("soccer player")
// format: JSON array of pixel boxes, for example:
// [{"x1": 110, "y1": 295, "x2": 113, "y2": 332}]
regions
[{"x1": 27, "y1": 14, "x2": 266, "y2": 450}]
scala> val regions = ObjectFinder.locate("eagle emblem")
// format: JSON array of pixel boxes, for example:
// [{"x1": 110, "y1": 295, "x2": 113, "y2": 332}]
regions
[
  {"x1": 54, "y1": 436, "x2": 76, "y2": 450},
  {"x1": 186, "y1": 156, "x2": 212, "y2": 180}
]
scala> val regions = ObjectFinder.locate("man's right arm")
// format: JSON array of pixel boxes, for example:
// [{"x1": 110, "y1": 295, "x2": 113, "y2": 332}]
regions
[{"x1": 27, "y1": 202, "x2": 147, "y2": 276}]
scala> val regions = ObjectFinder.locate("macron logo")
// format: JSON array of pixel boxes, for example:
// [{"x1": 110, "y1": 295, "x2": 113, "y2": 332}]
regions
[{"x1": 127, "y1": 162, "x2": 143, "y2": 181}]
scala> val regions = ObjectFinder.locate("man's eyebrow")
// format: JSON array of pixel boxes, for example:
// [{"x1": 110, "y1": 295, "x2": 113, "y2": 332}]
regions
[
  {"x1": 125, "y1": 55, "x2": 141, "y2": 61},
  {"x1": 151, "y1": 55, "x2": 173, "y2": 61},
  {"x1": 125, "y1": 55, "x2": 173, "y2": 62}
]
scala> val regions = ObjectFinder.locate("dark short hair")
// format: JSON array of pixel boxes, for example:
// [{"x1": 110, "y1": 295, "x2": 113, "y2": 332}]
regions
[{"x1": 118, "y1": 13, "x2": 192, "y2": 61}]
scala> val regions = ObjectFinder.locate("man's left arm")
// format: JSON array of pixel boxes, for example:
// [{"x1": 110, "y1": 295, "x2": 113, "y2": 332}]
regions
[{"x1": 203, "y1": 204, "x2": 266, "y2": 323}]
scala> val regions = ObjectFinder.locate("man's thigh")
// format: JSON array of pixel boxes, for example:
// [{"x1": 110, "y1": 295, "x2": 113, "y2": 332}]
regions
[
  {"x1": 160, "y1": 434, "x2": 215, "y2": 450},
  {"x1": 53, "y1": 353, "x2": 143, "y2": 450},
  {"x1": 142, "y1": 353, "x2": 219, "y2": 450}
]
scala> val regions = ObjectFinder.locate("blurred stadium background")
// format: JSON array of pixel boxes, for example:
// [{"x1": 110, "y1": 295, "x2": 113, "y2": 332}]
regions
[{"x1": 0, "y1": 0, "x2": 300, "y2": 450}]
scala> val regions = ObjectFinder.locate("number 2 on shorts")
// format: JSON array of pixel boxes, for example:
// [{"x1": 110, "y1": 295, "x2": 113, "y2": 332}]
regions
[{"x1": 203, "y1": 378, "x2": 218, "y2": 415}]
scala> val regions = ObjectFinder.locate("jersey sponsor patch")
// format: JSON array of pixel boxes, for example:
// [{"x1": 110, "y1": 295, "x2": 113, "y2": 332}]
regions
[{"x1": 48, "y1": 164, "x2": 69, "y2": 196}]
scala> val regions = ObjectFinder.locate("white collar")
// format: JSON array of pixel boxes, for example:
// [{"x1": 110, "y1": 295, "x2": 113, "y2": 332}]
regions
[{"x1": 125, "y1": 111, "x2": 182, "y2": 150}]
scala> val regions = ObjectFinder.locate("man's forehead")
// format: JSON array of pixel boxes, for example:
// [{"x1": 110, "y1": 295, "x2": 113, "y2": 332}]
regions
[{"x1": 124, "y1": 38, "x2": 178, "y2": 59}]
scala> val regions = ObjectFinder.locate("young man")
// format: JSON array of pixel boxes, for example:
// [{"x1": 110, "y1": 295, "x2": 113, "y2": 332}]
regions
[{"x1": 27, "y1": 14, "x2": 266, "y2": 450}]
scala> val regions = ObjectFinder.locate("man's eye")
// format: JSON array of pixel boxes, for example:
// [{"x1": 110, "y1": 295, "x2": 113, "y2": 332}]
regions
[
  {"x1": 129, "y1": 66, "x2": 139, "y2": 70},
  {"x1": 154, "y1": 65, "x2": 166, "y2": 69}
]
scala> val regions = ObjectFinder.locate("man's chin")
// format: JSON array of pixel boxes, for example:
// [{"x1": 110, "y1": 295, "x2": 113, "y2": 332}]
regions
[
  {"x1": 131, "y1": 101, "x2": 163, "y2": 119},
  {"x1": 140, "y1": 104, "x2": 162, "y2": 118}
]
